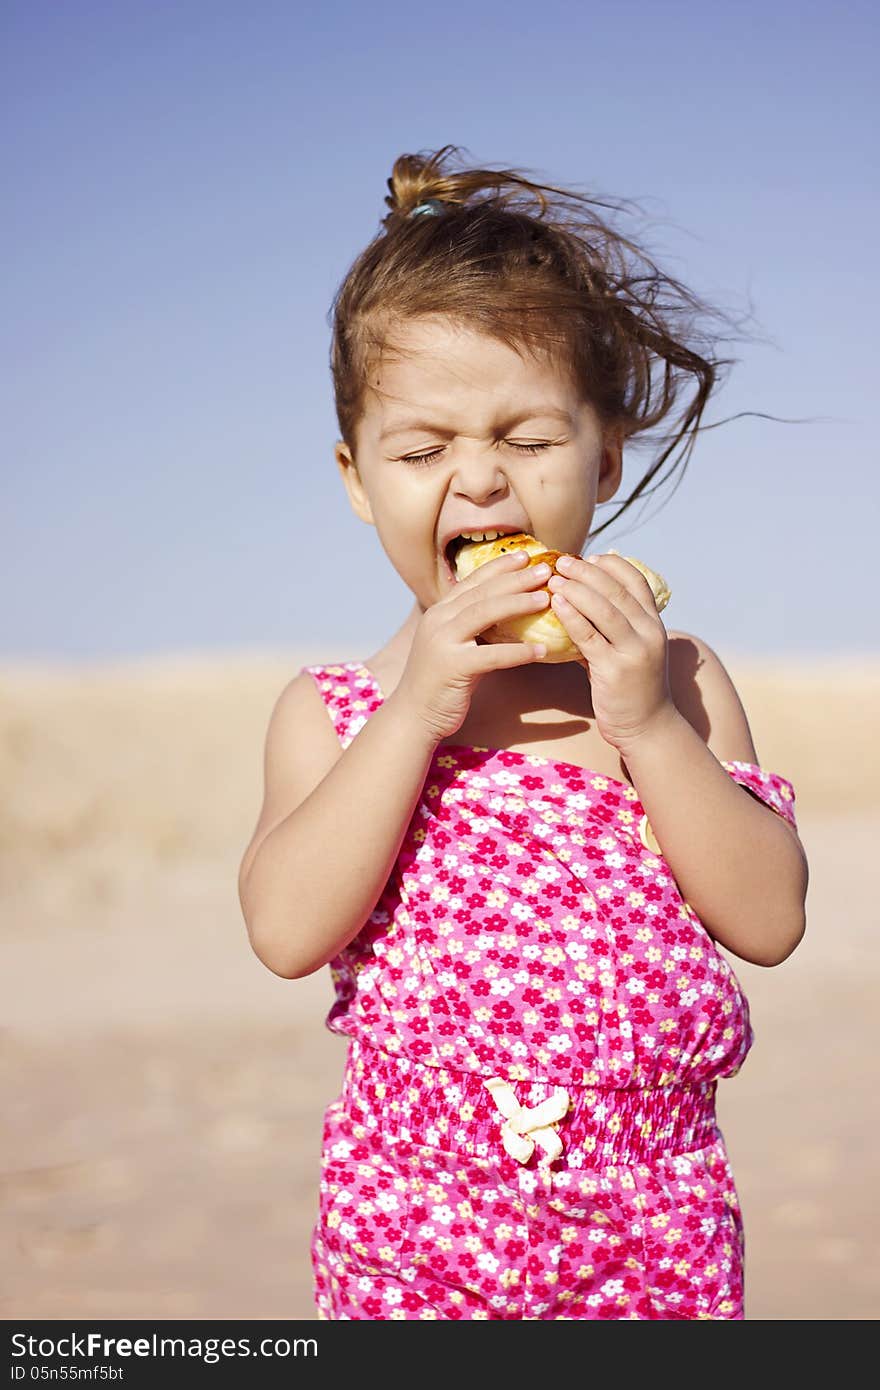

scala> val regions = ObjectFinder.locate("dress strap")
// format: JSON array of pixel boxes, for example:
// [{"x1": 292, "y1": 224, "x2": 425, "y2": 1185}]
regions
[
  {"x1": 721, "y1": 760, "x2": 797, "y2": 829},
  {"x1": 301, "y1": 662, "x2": 383, "y2": 750}
]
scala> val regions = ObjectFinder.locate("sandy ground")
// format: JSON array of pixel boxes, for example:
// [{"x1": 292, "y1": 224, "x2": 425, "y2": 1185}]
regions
[{"x1": 2, "y1": 650, "x2": 879, "y2": 1321}]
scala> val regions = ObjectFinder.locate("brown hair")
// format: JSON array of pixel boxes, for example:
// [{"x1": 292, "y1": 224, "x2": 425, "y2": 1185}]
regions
[{"x1": 329, "y1": 144, "x2": 739, "y2": 541}]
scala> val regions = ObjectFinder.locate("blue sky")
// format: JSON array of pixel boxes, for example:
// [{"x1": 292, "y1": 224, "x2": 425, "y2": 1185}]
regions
[{"x1": 3, "y1": 0, "x2": 878, "y2": 663}]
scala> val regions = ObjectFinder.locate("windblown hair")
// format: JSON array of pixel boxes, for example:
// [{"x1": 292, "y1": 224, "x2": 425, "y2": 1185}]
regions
[{"x1": 329, "y1": 145, "x2": 738, "y2": 540}]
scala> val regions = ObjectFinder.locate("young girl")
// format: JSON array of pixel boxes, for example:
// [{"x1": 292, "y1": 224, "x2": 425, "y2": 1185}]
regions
[{"x1": 238, "y1": 146, "x2": 808, "y2": 1321}]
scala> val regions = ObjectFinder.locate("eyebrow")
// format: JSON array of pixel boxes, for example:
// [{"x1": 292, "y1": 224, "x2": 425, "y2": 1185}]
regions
[{"x1": 379, "y1": 405, "x2": 573, "y2": 442}]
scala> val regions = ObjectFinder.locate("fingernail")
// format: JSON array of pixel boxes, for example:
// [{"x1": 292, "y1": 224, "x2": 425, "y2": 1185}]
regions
[{"x1": 531, "y1": 562, "x2": 550, "y2": 577}]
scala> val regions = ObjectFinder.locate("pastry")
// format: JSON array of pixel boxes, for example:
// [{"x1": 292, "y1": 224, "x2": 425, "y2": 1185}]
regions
[{"x1": 452, "y1": 532, "x2": 670, "y2": 662}]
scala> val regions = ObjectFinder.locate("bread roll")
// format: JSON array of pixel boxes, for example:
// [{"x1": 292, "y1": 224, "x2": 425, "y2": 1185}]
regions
[
  {"x1": 605, "y1": 550, "x2": 672, "y2": 612},
  {"x1": 453, "y1": 532, "x2": 670, "y2": 663}
]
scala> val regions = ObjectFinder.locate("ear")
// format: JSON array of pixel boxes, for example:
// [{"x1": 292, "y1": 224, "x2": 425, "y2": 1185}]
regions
[
  {"x1": 596, "y1": 424, "x2": 624, "y2": 504},
  {"x1": 335, "y1": 441, "x2": 375, "y2": 527}
]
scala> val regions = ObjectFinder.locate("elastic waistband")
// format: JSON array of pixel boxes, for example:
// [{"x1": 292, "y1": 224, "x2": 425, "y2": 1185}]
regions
[{"x1": 341, "y1": 1040, "x2": 719, "y2": 1169}]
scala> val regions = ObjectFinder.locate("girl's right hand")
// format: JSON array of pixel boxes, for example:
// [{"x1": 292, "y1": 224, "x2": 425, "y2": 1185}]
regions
[{"x1": 392, "y1": 550, "x2": 552, "y2": 744}]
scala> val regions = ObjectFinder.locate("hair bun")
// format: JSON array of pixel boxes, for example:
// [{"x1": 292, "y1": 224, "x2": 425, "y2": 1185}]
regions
[{"x1": 383, "y1": 146, "x2": 474, "y2": 224}]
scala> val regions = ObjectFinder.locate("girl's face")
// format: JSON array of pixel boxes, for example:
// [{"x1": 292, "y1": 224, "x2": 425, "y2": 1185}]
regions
[{"x1": 335, "y1": 316, "x2": 623, "y2": 612}]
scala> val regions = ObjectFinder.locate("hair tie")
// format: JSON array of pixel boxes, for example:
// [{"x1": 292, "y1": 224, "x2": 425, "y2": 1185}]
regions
[{"x1": 408, "y1": 198, "x2": 445, "y2": 219}]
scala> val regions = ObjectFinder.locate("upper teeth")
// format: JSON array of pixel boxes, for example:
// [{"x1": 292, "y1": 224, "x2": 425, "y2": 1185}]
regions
[{"x1": 455, "y1": 529, "x2": 508, "y2": 543}]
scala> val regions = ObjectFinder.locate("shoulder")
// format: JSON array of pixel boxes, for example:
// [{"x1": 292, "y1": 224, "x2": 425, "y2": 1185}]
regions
[
  {"x1": 272, "y1": 664, "x2": 340, "y2": 725},
  {"x1": 266, "y1": 668, "x2": 346, "y2": 771},
  {"x1": 666, "y1": 629, "x2": 759, "y2": 765},
  {"x1": 238, "y1": 668, "x2": 342, "y2": 890}
]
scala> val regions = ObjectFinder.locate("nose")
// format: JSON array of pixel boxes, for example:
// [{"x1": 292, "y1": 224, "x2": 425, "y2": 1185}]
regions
[{"x1": 450, "y1": 445, "x2": 511, "y2": 502}]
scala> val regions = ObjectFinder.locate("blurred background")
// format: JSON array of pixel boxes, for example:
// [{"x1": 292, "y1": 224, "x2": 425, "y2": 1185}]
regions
[{"x1": 2, "y1": 0, "x2": 878, "y2": 1320}]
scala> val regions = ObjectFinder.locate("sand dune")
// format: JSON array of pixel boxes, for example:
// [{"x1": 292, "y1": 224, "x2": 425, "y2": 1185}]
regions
[{"x1": 2, "y1": 651, "x2": 878, "y2": 1320}]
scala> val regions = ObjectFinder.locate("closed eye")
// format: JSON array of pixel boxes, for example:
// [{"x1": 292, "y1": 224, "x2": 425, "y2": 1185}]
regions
[{"x1": 402, "y1": 441, "x2": 552, "y2": 467}]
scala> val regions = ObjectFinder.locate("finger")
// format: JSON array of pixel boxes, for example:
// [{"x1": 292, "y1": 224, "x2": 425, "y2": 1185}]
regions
[
  {"x1": 548, "y1": 588, "x2": 610, "y2": 653},
  {"x1": 553, "y1": 556, "x2": 657, "y2": 639},
  {"x1": 452, "y1": 547, "x2": 531, "y2": 590},
  {"x1": 437, "y1": 557, "x2": 551, "y2": 622},
  {"x1": 454, "y1": 586, "x2": 552, "y2": 642},
  {"x1": 477, "y1": 558, "x2": 553, "y2": 592},
  {"x1": 465, "y1": 639, "x2": 549, "y2": 672},
  {"x1": 560, "y1": 552, "x2": 661, "y2": 623},
  {"x1": 549, "y1": 575, "x2": 639, "y2": 649}
]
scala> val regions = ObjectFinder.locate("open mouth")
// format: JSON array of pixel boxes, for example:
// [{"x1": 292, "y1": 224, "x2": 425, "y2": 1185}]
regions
[
  {"x1": 444, "y1": 536, "x2": 469, "y2": 571},
  {"x1": 442, "y1": 530, "x2": 530, "y2": 581}
]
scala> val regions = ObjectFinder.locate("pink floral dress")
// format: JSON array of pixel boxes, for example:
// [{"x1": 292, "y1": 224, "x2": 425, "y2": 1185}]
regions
[{"x1": 303, "y1": 662, "x2": 798, "y2": 1320}]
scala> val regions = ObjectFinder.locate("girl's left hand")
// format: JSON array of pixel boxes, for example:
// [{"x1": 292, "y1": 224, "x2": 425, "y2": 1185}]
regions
[{"x1": 548, "y1": 552, "x2": 676, "y2": 754}]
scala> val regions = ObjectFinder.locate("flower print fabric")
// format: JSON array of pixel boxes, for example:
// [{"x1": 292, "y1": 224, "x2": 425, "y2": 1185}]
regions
[{"x1": 303, "y1": 662, "x2": 798, "y2": 1320}]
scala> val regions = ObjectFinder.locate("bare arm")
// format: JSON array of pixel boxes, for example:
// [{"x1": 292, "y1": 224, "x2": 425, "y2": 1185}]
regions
[
  {"x1": 239, "y1": 555, "x2": 558, "y2": 981},
  {"x1": 239, "y1": 678, "x2": 438, "y2": 980},
  {"x1": 622, "y1": 635, "x2": 809, "y2": 967}
]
